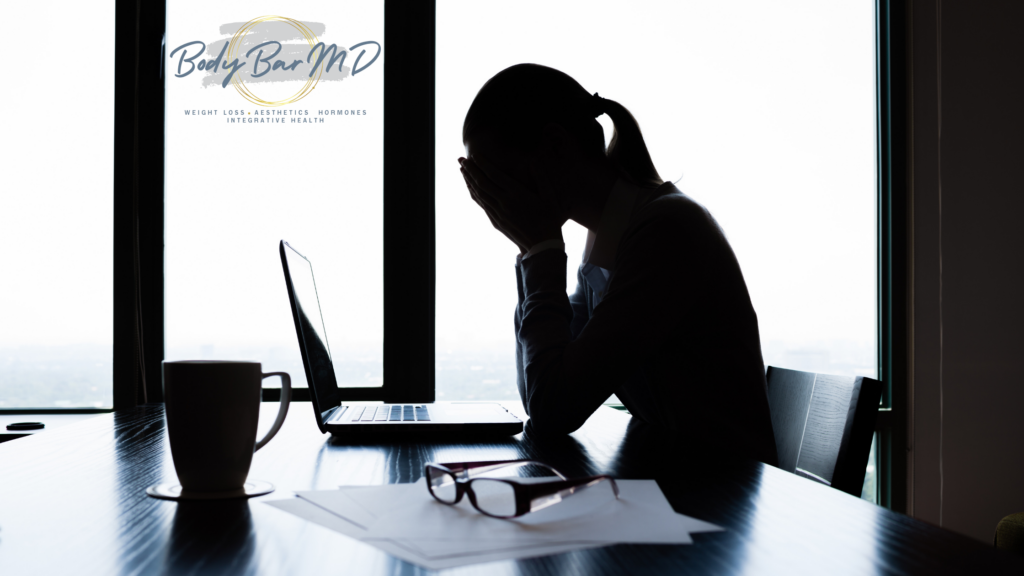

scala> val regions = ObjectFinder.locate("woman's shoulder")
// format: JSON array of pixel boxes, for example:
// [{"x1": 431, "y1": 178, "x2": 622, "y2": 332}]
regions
[{"x1": 632, "y1": 183, "x2": 723, "y2": 236}]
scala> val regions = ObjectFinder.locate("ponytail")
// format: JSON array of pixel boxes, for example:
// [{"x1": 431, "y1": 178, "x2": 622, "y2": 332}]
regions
[{"x1": 593, "y1": 94, "x2": 663, "y2": 188}]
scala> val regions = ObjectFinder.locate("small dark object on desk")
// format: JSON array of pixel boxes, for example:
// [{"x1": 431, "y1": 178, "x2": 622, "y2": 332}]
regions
[{"x1": 7, "y1": 422, "x2": 44, "y2": 431}]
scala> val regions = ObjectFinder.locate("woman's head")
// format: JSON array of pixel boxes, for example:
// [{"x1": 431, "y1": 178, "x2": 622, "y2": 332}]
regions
[{"x1": 463, "y1": 64, "x2": 663, "y2": 192}]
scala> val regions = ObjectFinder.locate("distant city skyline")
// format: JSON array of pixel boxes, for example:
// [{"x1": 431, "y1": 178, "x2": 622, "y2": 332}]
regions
[{"x1": 0, "y1": 333, "x2": 874, "y2": 408}]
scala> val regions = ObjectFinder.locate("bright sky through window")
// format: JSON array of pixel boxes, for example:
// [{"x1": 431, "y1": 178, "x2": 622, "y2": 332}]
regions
[
  {"x1": 164, "y1": 1, "x2": 384, "y2": 389},
  {"x1": 0, "y1": 0, "x2": 116, "y2": 408},
  {"x1": 435, "y1": 0, "x2": 877, "y2": 402}
]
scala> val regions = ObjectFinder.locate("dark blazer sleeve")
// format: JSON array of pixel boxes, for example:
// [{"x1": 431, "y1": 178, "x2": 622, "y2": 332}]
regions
[
  {"x1": 514, "y1": 259, "x2": 528, "y2": 414},
  {"x1": 514, "y1": 197, "x2": 776, "y2": 465},
  {"x1": 516, "y1": 210, "x2": 691, "y2": 435},
  {"x1": 568, "y1": 265, "x2": 590, "y2": 340},
  {"x1": 516, "y1": 258, "x2": 590, "y2": 418}
]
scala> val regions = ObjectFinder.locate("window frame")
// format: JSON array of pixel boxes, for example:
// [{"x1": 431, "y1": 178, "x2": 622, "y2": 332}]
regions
[
  {"x1": 876, "y1": 0, "x2": 908, "y2": 512},
  {"x1": 112, "y1": 0, "x2": 164, "y2": 409}
]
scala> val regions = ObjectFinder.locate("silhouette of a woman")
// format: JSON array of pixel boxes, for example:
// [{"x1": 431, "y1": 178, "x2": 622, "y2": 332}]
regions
[{"x1": 460, "y1": 64, "x2": 778, "y2": 466}]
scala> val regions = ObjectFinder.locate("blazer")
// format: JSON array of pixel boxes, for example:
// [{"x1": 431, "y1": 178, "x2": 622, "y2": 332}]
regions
[{"x1": 514, "y1": 180, "x2": 779, "y2": 466}]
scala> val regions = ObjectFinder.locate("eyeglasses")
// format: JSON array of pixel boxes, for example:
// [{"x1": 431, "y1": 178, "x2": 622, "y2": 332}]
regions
[{"x1": 424, "y1": 459, "x2": 619, "y2": 519}]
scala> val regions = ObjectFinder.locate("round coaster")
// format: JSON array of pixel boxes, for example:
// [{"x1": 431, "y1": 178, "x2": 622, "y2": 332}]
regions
[{"x1": 145, "y1": 480, "x2": 274, "y2": 501}]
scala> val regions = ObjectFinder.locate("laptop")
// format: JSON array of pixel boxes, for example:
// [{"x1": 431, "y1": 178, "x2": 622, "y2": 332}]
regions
[{"x1": 279, "y1": 240, "x2": 524, "y2": 437}]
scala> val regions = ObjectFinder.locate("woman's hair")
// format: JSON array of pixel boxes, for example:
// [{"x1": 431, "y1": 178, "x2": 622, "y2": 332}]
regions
[{"x1": 463, "y1": 64, "x2": 663, "y2": 187}]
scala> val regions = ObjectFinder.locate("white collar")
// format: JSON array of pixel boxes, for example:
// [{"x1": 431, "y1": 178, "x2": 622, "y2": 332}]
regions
[{"x1": 582, "y1": 178, "x2": 642, "y2": 270}]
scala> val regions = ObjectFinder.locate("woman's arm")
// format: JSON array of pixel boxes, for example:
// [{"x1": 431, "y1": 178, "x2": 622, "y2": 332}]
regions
[
  {"x1": 516, "y1": 258, "x2": 591, "y2": 418},
  {"x1": 514, "y1": 260, "x2": 529, "y2": 414},
  {"x1": 517, "y1": 212, "x2": 691, "y2": 436},
  {"x1": 463, "y1": 154, "x2": 692, "y2": 434},
  {"x1": 568, "y1": 265, "x2": 591, "y2": 339}
]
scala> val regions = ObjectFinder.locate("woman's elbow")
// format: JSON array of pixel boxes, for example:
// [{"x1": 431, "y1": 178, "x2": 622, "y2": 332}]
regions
[{"x1": 524, "y1": 402, "x2": 584, "y2": 436}]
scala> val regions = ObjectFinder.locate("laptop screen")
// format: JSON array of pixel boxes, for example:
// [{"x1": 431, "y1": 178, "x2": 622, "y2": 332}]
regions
[{"x1": 281, "y1": 241, "x2": 341, "y2": 413}]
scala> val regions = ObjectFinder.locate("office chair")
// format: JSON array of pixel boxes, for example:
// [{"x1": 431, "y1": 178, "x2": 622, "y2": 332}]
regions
[{"x1": 765, "y1": 366, "x2": 882, "y2": 496}]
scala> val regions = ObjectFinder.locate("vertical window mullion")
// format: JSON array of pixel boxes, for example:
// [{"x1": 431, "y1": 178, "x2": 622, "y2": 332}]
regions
[{"x1": 381, "y1": 1, "x2": 436, "y2": 403}]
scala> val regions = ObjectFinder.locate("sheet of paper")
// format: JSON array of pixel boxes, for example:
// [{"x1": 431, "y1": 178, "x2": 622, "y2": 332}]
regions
[
  {"x1": 266, "y1": 497, "x2": 367, "y2": 540},
  {"x1": 270, "y1": 477, "x2": 721, "y2": 569},
  {"x1": 327, "y1": 478, "x2": 720, "y2": 539},
  {"x1": 370, "y1": 537, "x2": 608, "y2": 560},
  {"x1": 304, "y1": 479, "x2": 612, "y2": 558},
  {"x1": 264, "y1": 498, "x2": 608, "y2": 570},
  {"x1": 327, "y1": 476, "x2": 555, "y2": 526},
  {"x1": 335, "y1": 481, "x2": 423, "y2": 518},
  {"x1": 295, "y1": 489, "x2": 382, "y2": 529},
  {"x1": 365, "y1": 479, "x2": 717, "y2": 544},
  {"x1": 318, "y1": 479, "x2": 612, "y2": 558}
]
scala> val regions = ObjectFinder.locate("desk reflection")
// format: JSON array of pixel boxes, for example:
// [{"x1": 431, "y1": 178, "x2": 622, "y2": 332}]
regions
[{"x1": 162, "y1": 501, "x2": 255, "y2": 575}]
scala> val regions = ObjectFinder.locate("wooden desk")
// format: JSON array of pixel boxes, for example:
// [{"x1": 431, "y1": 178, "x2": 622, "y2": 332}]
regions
[{"x1": 0, "y1": 403, "x2": 1019, "y2": 574}]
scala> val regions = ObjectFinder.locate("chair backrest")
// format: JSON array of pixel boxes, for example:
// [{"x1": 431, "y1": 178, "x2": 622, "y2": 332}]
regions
[{"x1": 766, "y1": 366, "x2": 882, "y2": 496}]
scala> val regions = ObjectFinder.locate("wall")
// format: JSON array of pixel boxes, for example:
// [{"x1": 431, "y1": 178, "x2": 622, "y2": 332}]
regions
[{"x1": 910, "y1": 0, "x2": 1024, "y2": 543}]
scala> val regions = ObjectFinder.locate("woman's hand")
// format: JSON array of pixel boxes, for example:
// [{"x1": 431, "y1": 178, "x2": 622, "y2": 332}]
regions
[{"x1": 460, "y1": 155, "x2": 565, "y2": 254}]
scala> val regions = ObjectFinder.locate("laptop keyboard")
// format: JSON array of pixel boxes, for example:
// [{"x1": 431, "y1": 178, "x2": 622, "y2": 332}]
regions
[{"x1": 332, "y1": 405, "x2": 431, "y2": 423}]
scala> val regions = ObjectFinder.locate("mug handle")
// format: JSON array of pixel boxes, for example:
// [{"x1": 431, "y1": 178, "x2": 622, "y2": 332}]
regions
[{"x1": 255, "y1": 372, "x2": 291, "y2": 452}]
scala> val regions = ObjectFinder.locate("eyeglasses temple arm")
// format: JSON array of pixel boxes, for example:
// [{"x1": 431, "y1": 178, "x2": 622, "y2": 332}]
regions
[
  {"x1": 521, "y1": 475, "x2": 620, "y2": 514},
  {"x1": 436, "y1": 459, "x2": 567, "y2": 480}
]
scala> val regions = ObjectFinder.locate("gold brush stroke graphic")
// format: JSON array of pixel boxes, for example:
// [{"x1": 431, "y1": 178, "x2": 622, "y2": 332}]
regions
[{"x1": 227, "y1": 16, "x2": 324, "y2": 107}]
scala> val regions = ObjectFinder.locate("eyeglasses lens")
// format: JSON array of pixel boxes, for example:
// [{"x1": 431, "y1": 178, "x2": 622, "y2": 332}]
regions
[
  {"x1": 469, "y1": 479, "x2": 517, "y2": 517},
  {"x1": 428, "y1": 467, "x2": 458, "y2": 503}
]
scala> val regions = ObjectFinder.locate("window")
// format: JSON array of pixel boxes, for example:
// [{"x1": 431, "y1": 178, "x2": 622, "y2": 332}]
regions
[
  {"x1": 0, "y1": 0, "x2": 115, "y2": 408},
  {"x1": 436, "y1": 1, "x2": 877, "y2": 402},
  {"x1": 46, "y1": 0, "x2": 900, "y2": 508},
  {"x1": 164, "y1": 3, "x2": 384, "y2": 390}
]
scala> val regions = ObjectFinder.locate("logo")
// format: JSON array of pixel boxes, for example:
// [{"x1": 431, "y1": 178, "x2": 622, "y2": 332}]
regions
[{"x1": 169, "y1": 16, "x2": 381, "y2": 107}]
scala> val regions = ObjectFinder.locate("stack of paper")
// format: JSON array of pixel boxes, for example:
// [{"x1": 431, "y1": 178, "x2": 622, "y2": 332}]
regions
[{"x1": 264, "y1": 478, "x2": 722, "y2": 569}]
